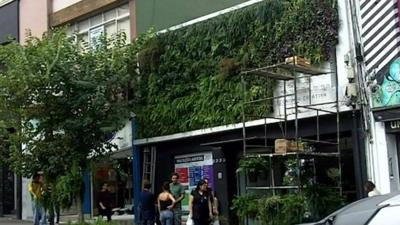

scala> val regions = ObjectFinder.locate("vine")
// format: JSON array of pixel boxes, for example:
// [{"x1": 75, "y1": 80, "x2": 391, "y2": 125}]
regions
[{"x1": 135, "y1": 0, "x2": 338, "y2": 137}]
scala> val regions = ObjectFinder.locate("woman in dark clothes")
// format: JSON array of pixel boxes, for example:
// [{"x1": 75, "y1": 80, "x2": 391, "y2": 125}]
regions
[
  {"x1": 157, "y1": 182, "x2": 176, "y2": 225},
  {"x1": 98, "y1": 182, "x2": 112, "y2": 221},
  {"x1": 189, "y1": 180, "x2": 213, "y2": 225}
]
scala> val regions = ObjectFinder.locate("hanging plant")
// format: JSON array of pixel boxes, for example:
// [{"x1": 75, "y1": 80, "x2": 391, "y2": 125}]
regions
[{"x1": 237, "y1": 156, "x2": 270, "y2": 173}]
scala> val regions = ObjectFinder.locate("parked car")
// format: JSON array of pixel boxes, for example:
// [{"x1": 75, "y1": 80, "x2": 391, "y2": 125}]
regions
[{"x1": 297, "y1": 192, "x2": 400, "y2": 225}]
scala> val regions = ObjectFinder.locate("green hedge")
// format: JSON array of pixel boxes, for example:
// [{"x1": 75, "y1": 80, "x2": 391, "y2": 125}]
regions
[{"x1": 135, "y1": 0, "x2": 338, "y2": 138}]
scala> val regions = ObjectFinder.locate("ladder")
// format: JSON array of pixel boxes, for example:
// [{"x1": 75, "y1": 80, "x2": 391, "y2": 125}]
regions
[{"x1": 142, "y1": 146, "x2": 156, "y2": 192}]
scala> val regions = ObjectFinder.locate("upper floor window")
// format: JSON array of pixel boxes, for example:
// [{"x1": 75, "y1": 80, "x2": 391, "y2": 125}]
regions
[{"x1": 67, "y1": 4, "x2": 130, "y2": 47}]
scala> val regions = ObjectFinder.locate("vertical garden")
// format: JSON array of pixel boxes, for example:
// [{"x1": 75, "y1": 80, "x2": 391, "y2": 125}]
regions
[{"x1": 135, "y1": 0, "x2": 339, "y2": 138}]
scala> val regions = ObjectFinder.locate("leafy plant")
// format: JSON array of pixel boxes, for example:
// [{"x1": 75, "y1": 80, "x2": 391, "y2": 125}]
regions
[
  {"x1": 327, "y1": 167, "x2": 340, "y2": 186},
  {"x1": 238, "y1": 157, "x2": 270, "y2": 173},
  {"x1": 135, "y1": 0, "x2": 339, "y2": 138},
  {"x1": 303, "y1": 184, "x2": 345, "y2": 221},
  {"x1": 231, "y1": 194, "x2": 259, "y2": 223},
  {"x1": 0, "y1": 29, "x2": 152, "y2": 222},
  {"x1": 257, "y1": 194, "x2": 306, "y2": 225}
]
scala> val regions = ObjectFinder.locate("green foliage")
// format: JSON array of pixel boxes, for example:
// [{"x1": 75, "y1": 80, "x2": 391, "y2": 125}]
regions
[
  {"x1": 0, "y1": 28, "x2": 151, "y2": 214},
  {"x1": 232, "y1": 193, "x2": 306, "y2": 225},
  {"x1": 135, "y1": 0, "x2": 338, "y2": 137},
  {"x1": 303, "y1": 184, "x2": 344, "y2": 221},
  {"x1": 257, "y1": 194, "x2": 306, "y2": 225},
  {"x1": 238, "y1": 157, "x2": 270, "y2": 173},
  {"x1": 231, "y1": 193, "x2": 259, "y2": 223}
]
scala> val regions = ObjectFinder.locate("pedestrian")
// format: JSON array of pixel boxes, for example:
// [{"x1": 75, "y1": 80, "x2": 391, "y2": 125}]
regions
[
  {"x1": 189, "y1": 180, "x2": 213, "y2": 225},
  {"x1": 29, "y1": 172, "x2": 46, "y2": 225},
  {"x1": 203, "y1": 178, "x2": 215, "y2": 211},
  {"x1": 46, "y1": 184, "x2": 60, "y2": 225},
  {"x1": 140, "y1": 180, "x2": 156, "y2": 225},
  {"x1": 364, "y1": 181, "x2": 381, "y2": 197},
  {"x1": 158, "y1": 181, "x2": 176, "y2": 225},
  {"x1": 98, "y1": 182, "x2": 112, "y2": 221},
  {"x1": 169, "y1": 172, "x2": 185, "y2": 225}
]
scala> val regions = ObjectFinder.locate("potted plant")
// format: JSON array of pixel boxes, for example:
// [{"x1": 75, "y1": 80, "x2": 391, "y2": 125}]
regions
[{"x1": 237, "y1": 157, "x2": 270, "y2": 182}]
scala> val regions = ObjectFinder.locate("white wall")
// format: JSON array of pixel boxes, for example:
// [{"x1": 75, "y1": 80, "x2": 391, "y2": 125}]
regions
[
  {"x1": 22, "y1": 178, "x2": 33, "y2": 221},
  {"x1": 52, "y1": 0, "x2": 82, "y2": 12}
]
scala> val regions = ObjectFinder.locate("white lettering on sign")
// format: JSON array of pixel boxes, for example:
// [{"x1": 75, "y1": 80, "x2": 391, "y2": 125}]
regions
[{"x1": 390, "y1": 121, "x2": 400, "y2": 129}]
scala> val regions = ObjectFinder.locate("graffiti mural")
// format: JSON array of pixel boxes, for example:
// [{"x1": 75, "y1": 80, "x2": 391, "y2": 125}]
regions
[{"x1": 372, "y1": 58, "x2": 400, "y2": 108}]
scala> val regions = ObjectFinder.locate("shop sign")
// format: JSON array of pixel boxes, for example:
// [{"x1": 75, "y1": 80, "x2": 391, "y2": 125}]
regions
[
  {"x1": 174, "y1": 152, "x2": 214, "y2": 212},
  {"x1": 386, "y1": 120, "x2": 400, "y2": 133}
]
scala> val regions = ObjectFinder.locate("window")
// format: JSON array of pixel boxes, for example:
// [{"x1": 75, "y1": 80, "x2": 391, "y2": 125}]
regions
[{"x1": 67, "y1": 4, "x2": 130, "y2": 47}]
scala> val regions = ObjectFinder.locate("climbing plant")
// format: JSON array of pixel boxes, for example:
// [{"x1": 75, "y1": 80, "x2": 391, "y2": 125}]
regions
[{"x1": 135, "y1": 0, "x2": 339, "y2": 138}]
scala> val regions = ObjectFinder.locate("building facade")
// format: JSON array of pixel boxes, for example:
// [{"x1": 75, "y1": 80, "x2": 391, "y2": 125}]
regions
[{"x1": 348, "y1": 0, "x2": 400, "y2": 195}]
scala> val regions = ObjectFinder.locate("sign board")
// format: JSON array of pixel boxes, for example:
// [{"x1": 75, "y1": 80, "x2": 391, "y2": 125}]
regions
[
  {"x1": 89, "y1": 26, "x2": 104, "y2": 48},
  {"x1": 273, "y1": 72, "x2": 337, "y2": 117},
  {"x1": 386, "y1": 120, "x2": 400, "y2": 133},
  {"x1": 174, "y1": 152, "x2": 214, "y2": 212}
]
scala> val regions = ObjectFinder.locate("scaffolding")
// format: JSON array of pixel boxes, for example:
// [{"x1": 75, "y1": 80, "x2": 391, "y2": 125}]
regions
[{"x1": 239, "y1": 57, "x2": 342, "y2": 197}]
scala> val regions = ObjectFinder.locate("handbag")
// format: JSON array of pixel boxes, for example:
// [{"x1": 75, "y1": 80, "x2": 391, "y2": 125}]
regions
[
  {"x1": 212, "y1": 219, "x2": 220, "y2": 225},
  {"x1": 186, "y1": 217, "x2": 194, "y2": 225}
]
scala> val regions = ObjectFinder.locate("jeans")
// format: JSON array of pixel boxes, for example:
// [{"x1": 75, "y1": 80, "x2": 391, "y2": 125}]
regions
[
  {"x1": 141, "y1": 219, "x2": 155, "y2": 225},
  {"x1": 32, "y1": 200, "x2": 47, "y2": 225},
  {"x1": 160, "y1": 210, "x2": 173, "y2": 225},
  {"x1": 172, "y1": 207, "x2": 182, "y2": 225}
]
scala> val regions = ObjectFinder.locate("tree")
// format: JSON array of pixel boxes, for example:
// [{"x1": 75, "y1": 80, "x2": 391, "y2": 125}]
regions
[{"x1": 0, "y1": 29, "x2": 149, "y2": 221}]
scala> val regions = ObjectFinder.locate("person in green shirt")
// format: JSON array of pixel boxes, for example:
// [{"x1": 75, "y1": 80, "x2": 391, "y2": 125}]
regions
[{"x1": 169, "y1": 172, "x2": 185, "y2": 225}]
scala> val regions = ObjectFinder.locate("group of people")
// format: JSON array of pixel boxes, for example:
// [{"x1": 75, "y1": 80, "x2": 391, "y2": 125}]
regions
[
  {"x1": 139, "y1": 172, "x2": 219, "y2": 225},
  {"x1": 28, "y1": 172, "x2": 60, "y2": 225}
]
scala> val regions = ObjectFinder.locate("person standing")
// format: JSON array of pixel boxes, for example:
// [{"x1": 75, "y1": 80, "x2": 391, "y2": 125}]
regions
[
  {"x1": 169, "y1": 172, "x2": 185, "y2": 225},
  {"x1": 29, "y1": 172, "x2": 46, "y2": 225},
  {"x1": 364, "y1": 181, "x2": 381, "y2": 197},
  {"x1": 140, "y1": 180, "x2": 156, "y2": 225},
  {"x1": 189, "y1": 180, "x2": 213, "y2": 225},
  {"x1": 98, "y1": 182, "x2": 112, "y2": 222},
  {"x1": 158, "y1": 182, "x2": 176, "y2": 225}
]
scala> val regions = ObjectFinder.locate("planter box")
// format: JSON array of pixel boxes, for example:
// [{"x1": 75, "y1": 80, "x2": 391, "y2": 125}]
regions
[
  {"x1": 288, "y1": 140, "x2": 305, "y2": 152},
  {"x1": 285, "y1": 56, "x2": 311, "y2": 67},
  {"x1": 275, "y1": 139, "x2": 290, "y2": 153}
]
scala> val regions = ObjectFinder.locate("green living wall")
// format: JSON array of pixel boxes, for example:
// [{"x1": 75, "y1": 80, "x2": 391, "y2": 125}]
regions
[{"x1": 135, "y1": 0, "x2": 339, "y2": 138}]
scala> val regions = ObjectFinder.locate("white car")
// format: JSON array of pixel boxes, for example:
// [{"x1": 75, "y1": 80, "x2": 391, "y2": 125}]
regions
[{"x1": 298, "y1": 192, "x2": 400, "y2": 225}]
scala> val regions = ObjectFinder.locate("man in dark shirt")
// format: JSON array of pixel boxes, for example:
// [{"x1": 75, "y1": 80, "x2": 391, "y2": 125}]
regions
[{"x1": 140, "y1": 180, "x2": 156, "y2": 225}]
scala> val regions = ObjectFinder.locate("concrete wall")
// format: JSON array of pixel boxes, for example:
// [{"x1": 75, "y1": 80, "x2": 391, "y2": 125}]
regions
[
  {"x1": 19, "y1": 0, "x2": 49, "y2": 43},
  {"x1": 52, "y1": 0, "x2": 82, "y2": 12}
]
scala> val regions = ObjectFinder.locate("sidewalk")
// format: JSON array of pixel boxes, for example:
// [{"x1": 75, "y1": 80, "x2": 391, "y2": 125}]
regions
[
  {"x1": 0, "y1": 216, "x2": 31, "y2": 224},
  {"x1": 0, "y1": 214, "x2": 134, "y2": 225}
]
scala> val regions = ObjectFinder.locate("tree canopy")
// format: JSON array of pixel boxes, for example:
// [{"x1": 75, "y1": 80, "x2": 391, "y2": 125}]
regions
[{"x1": 0, "y1": 29, "x2": 149, "y2": 209}]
